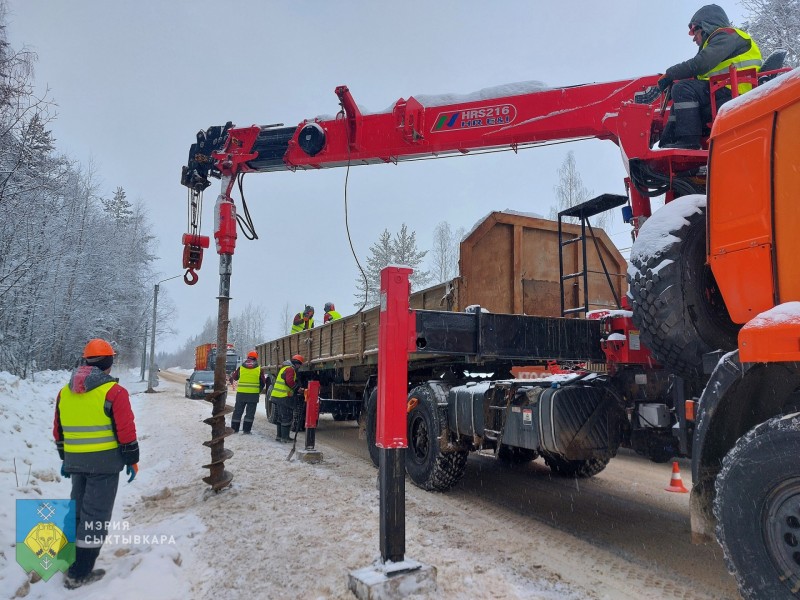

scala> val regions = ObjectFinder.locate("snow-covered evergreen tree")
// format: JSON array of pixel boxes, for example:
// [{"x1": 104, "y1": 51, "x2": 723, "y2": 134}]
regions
[
  {"x1": 354, "y1": 224, "x2": 431, "y2": 308},
  {"x1": 741, "y1": 0, "x2": 799, "y2": 68}
]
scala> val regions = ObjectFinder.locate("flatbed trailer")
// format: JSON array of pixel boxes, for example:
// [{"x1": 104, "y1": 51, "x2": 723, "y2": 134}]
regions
[{"x1": 257, "y1": 210, "x2": 625, "y2": 420}]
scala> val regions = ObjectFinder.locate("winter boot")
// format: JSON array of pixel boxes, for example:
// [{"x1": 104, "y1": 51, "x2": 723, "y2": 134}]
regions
[
  {"x1": 242, "y1": 420, "x2": 253, "y2": 434},
  {"x1": 280, "y1": 424, "x2": 292, "y2": 443},
  {"x1": 68, "y1": 547, "x2": 101, "y2": 579},
  {"x1": 64, "y1": 569, "x2": 106, "y2": 589},
  {"x1": 275, "y1": 422, "x2": 283, "y2": 442},
  {"x1": 231, "y1": 420, "x2": 240, "y2": 433}
]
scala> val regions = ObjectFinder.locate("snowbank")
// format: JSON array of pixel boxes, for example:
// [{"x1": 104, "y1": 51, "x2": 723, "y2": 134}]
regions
[{"x1": 1, "y1": 369, "x2": 588, "y2": 599}]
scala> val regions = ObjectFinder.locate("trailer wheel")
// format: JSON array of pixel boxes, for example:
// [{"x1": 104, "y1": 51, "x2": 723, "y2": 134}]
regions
[
  {"x1": 365, "y1": 388, "x2": 380, "y2": 468},
  {"x1": 542, "y1": 453, "x2": 610, "y2": 478},
  {"x1": 628, "y1": 198, "x2": 739, "y2": 380},
  {"x1": 406, "y1": 385, "x2": 468, "y2": 491},
  {"x1": 497, "y1": 445, "x2": 538, "y2": 464},
  {"x1": 714, "y1": 413, "x2": 800, "y2": 600}
]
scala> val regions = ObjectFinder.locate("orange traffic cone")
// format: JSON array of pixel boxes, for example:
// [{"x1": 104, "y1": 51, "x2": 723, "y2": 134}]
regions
[{"x1": 665, "y1": 461, "x2": 689, "y2": 493}]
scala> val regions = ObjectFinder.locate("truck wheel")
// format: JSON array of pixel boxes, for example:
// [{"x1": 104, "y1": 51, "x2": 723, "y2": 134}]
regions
[
  {"x1": 628, "y1": 197, "x2": 739, "y2": 380},
  {"x1": 265, "y1": 385, "x2": 277, "y2": 424},
  {"x1": 497, "y1": 445, "x2": 537, "y2": 464},
  {"x1": 365, "y1": 389, "x2": 380, "y2": 468},
  {"x1": 714, "y1": 413, "x2": 800, "y2": 599},
  {"x1": 406, "y1": 385, "x2": 468, "y2": 491},
  {"x1": 542, "y1": 453, "x2": 610, "y2": 478}
]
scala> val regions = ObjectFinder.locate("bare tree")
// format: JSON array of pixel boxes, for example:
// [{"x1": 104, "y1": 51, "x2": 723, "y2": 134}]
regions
[
  {"x1": 229, "y1": 302, "x2": 267, "y2": 352},
  {"x1": 430, "y1": 221, "x2": 462, "y2": 283},
  {"x1": 281, "y1": 302, "x2": 292, "y2": 336},
  {"x1": 548, "y1": 151, "x2": 608, "y2": 230}
]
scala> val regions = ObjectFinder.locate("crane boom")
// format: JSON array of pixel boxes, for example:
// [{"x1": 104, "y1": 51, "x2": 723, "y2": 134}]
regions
[{"x1": 179, "y1": 74, "x2": 715, "y2": 286}]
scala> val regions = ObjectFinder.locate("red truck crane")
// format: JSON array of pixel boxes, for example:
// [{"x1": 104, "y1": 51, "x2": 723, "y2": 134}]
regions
[{"x1": 181, "y1": 63, "x2": 800, "y2": 599}]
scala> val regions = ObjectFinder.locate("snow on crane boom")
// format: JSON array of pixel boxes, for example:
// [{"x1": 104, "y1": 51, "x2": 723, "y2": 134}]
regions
[{"x1": 179, "y1": 74, "x2": 717, "y2": 282}]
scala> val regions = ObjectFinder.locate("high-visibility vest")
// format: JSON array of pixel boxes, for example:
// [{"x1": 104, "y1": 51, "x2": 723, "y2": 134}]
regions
[
  {"x1": 326, "y1": 310, "x2": 342, "y2": 322},
  {"x1": 291, "y1": 315, "x2": 314, "y2": 333},
  {"x1": 58, "y1": 382, "x2": 118, "y2": 453},
  {"x1": 698, "y1": 28, "x2": 762, "y2": 94},
  {"x1": 272, "y1": 365, "x2": 294, "y2": 398},
  {"x1": 237, "y1": 365, "x2": 261, "y2": 394}
]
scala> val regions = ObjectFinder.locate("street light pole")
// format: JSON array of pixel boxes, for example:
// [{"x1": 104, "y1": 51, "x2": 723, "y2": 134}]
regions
[{"x1": 146, "y1": 274, "x2": 182, "y2": 393}]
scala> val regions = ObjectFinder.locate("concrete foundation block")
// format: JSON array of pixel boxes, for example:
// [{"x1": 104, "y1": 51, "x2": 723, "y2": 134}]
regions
[
  {"x1": 297, "y1": 449, "x2": 323, "y2": 464},
  {"x1": 348, "y1": 558, "x2": 437, "y2": 599}
]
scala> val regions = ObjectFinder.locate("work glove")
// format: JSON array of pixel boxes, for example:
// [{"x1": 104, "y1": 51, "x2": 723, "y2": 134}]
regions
[
  {"x1": 657, "y1": 76, "x2": 672, "y2": 92},
  {"x1": 60, "y1": 463, "x2": 70, "y2": 479},
  {"x1": 126, "y1": 463, "x2": 139, "y2": 483}
]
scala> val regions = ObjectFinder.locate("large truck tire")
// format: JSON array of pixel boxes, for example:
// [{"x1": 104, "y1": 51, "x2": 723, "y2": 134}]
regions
[
  {"x1": 406, "y1": 385, "x2": 468, "y2": 491},
  {"x1": 365, "y1": 388, "x2": 380, "y2": 468},
  {"x1": 628, "y1": 196, "x2": 739, "y2": 380},
  {"x1": 714, "y1": 413, "x2": 800, "y2": 600},
  {"x1": 542, "y1": 453, "x2": 610, "y2": 478}
]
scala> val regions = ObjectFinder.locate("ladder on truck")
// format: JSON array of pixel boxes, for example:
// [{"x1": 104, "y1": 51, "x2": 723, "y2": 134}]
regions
[{"x1": 558, "y1": 193, "x2": 627, "y2": 318}]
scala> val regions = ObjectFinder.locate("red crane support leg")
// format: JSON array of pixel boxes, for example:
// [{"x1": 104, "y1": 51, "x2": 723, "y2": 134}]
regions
[
  {"x1": 377, "y1": 266, "x2": 415, "y2": 564},
  {"x1": 304, "y1": 381, "x2": 321, "y2": 449}
]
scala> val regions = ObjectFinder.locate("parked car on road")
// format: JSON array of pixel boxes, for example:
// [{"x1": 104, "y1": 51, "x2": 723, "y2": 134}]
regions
[{"x1": 185, "y1": 370, "x2": 214, "y2": 399}]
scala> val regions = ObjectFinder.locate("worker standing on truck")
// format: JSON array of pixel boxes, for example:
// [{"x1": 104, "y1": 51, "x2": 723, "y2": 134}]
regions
[
  {"x1": 229, "y1": 350, "x2": 266, "y2": 434},
  {"x1": 53, "y1": 339, "x2": 139, "y2": 590},
  {"x1": 269, "y1": 354, "x2": 305, "y2": 442},
  {"x1": 657, "y1": 4, "x2": 761, "y2": 149},
  {"x1": 323, "y1": 302, "x2": 341, "y2": 324},
  {"x1": 290, "y1": 305, "x2": 315, "y2": 333}
]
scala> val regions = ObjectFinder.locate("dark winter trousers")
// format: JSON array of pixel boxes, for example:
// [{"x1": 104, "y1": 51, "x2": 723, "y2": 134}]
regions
[
  {"x1": 70, "y1": 472, "x2": 120, "y2": 577},
  {"x1": 231, "y1": 393, "x2": 259, "y2": 432},
  {"x1": 666, "y1": 79, "x2": 731, "y2": 142},
  {"x1": 275, "y1": 400, "x2": 295, "y2": 440}
]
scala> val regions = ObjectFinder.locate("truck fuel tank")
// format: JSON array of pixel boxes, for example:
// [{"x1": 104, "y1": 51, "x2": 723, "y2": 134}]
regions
[{"x1": 447, "y1": 379, "x2": 624, "y2": 462}]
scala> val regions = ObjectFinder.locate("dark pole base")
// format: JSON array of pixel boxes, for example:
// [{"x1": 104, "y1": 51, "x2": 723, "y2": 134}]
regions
[{"x1": 378, "y1": 447, "x2": 405, "y2": 563}]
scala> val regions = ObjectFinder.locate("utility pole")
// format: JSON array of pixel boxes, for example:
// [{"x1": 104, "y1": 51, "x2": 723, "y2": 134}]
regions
[
  {"x1": 146, "y1": 275, "x2": 182, "y2": 393},
  {"x1": 140, "y1": 325, "x2": 148, "y2": 382}
]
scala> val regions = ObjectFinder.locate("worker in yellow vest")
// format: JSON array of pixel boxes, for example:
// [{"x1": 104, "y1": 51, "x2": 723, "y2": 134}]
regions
[
  {"x1": 657, "y1": 4, "x2": 761, "y2": 149},
  {"x1": 269, "y1": 354, "x2": 305, "y2": 442},
  {"x1": 229, "y1": 350, "x2": 266, "y2": 433},
  {"x1": 291, "y1": 305, "x2": 315, "y2": 333},
  {"x1": 53, "y1": 339, "x2": 139, "y2": 590},
  {"x1": 323, "y1": 302, "x2": 342, "y2": 324}
]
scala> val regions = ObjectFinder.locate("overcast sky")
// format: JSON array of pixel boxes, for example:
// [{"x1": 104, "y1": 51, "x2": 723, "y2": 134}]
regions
[{"x1": 6, "y1": 1, "x2": 750, "y2": 354}]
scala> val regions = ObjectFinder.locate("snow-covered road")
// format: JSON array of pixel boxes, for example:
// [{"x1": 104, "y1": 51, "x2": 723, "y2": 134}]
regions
[{"x1": 2, "y1": 369, "x2": 740, "y2": 599}]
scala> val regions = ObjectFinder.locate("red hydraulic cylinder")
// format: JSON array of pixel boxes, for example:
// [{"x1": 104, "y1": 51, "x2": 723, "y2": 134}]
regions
[
  {"x1": 304, "y1": 380, "x2": 320, "y2": 449},
  {"x1": 214, "y1": 196, "x2": 237, "y2": 255},
  {"x1": 376, "y1": 266, "x2": 416, "y2": 448}
]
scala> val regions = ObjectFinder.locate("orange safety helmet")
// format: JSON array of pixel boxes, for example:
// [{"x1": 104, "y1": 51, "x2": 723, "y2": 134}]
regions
[
  {"x1": 247, "y1": 351, "x2": 258, "y2": 359},
  {"x1": 291, "y1": 354, "x2": 305, "y2": 365},
  {"x1": 83, "y1": 338, "x2": 115, "y2": 358}
]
